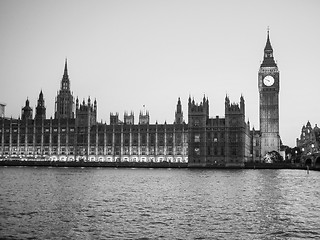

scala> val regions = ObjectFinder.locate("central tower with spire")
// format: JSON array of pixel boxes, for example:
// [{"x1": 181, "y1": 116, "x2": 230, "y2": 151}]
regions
[
  {"x1": 54, "y1": 59, "x2": 74, "y2": 119},
  {"x1": 258, "y1": 30, "x2": 281, "y2": 159}
]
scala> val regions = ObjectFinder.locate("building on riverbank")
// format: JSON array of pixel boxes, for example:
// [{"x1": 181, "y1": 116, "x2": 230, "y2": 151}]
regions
[
  {"x1": 0, "y1": 59, "x2": 251, "y2": 167},
  {"x1": 0, "y1": 60, "x2": 189, "y2": 164},
  {"x1": 187, "y1": 95, "x2": 251, "y2": 167},
  {"x1": 256, "y1": 30, "x2": 281, "y2": 161},
  {"x1": 2, "y1": 32, "x2": 287, "y2": 167},
  {"x1": 296, "y1": 121, "x2": 320, "y2": 166},
  {"x1": 297, "y1": 121, "x2": 320, "y2": 154}
]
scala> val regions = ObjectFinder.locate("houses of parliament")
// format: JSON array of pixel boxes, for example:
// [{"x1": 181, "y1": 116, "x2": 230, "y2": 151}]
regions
[{"x1": 0, "y1": 32, "x2": 281, "y2": 167}]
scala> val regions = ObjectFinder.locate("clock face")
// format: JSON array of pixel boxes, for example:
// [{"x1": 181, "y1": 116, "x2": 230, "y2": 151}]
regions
[{"x1": 263, "y1": 75, "x2": 275, "y2": 87}]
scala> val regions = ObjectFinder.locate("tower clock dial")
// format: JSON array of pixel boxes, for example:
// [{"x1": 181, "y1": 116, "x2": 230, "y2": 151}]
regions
[{"x1": 263, "y1": 75, "x2": 274, "y2": 86}]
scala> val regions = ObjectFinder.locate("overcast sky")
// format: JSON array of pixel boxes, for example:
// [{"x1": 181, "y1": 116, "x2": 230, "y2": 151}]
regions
[{"x1": 1, "y1": 0, "x2": 319, "y2": 147}]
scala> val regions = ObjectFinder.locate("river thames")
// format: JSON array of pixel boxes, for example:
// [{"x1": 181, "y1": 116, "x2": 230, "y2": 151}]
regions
[{"x1": 0, "y1": 167, "x2": 319, "y2": 239}]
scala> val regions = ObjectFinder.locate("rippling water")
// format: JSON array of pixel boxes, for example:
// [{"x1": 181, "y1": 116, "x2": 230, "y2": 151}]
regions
[{"x1": 0, "y1": 167, "x2": 320, "y2": 239}]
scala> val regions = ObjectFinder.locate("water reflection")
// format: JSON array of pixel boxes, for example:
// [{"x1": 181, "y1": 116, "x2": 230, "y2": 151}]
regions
[
  {"x1": 246, "y1": 170, "x2": 288, "y2": 237},
  {"x1": 0, "y1": 167, "x2": 319, "y2": 239}
]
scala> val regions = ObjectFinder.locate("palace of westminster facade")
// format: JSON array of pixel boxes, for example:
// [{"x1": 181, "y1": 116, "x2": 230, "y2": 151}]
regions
[{"x1": 0, "y1": 33, "x2": 281, "y2": 167}]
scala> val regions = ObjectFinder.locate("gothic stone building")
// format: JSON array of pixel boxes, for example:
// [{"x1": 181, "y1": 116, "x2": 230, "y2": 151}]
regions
[
  {"x1": 0, "y1": 59, "x2": 250, "y2": 167},
  {"x1": 296, "y1": 121, "x2": 320, "y2": 166},
  {"x1": 188, "y1": 96, "x2": 251, "y2": 167},
  {"x1": 251, "y1": 30, "x2": 281, "y2": 161},
  {"x1": 0, "y1": 60, "x2": 189, "y2": 164},
  {"x1": 1, "y1": 32, "x2": 283, "y2": 166}
]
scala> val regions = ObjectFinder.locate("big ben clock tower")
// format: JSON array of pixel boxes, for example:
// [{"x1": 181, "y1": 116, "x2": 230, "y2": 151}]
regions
[{"x1": 259, "y1": 30, "x2": 281, "y2": 159}]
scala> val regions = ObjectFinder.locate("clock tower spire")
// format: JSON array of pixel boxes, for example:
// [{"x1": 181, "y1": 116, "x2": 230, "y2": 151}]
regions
[
  {"x1": 261, "y1": 29, "x2": 277, "y2": 68},
  {"x1": 258, "y1": 30, "x2": 281, "y2": 160}
]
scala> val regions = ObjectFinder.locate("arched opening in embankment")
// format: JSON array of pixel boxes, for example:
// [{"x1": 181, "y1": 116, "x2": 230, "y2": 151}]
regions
[
  {"x1": 305, "y1": 158, "x2": 312, "y2": 167},
  {"x1": 315, "y1": 157, "x2": 320, "y2": 168}
]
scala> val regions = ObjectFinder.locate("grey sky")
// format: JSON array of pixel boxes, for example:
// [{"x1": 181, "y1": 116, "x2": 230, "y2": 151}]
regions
[{"x1": 1, "y1": 0, "x2": 319, "y2": 147}]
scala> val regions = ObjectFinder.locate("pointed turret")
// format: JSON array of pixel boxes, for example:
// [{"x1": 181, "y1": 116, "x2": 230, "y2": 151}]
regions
[
  {"x1": 240, "y1": 94, "x2": 245, "y2": 115},
  {"x1": 175, "y1": 97, "x2": 183, "y2": 124},
  {"x1": 94, "y1": 98, "x2": 97, "y2": 111},
  {"x1": 225, "y1": 94, "x2": 230, "y2": 108},
  {"x1": 63, "y1": 58, "x2": 68, "y2": 78},
  {"x1": 306, "y1": 120, "x2": 311, "y2": 127},
  {"x1": 240, "y1": 94, "x2": 245, "y2": 113},
  {"x1": 177, "y1": 97, "x2": 182, "y2": 111},
  {"x1": 22, "y1": 98, "x2": 33, "y2": 120},
  {"x1": 264, "y1": 30, "x2": 273, "y2": 51},
  {"x1": 188, "y1": 95, "x2": 192, "y2": 109},
  {"x1": 76, "y1": 97, "x2": 79, "y2": 110},
  {"x1": 35, "y1": 90, "x2": 46, "y2": 120},
  {"x1": 261, "y1": 29, "x2": 277, "y2": 67},
  {"x1": 61, "y1": 58, "x2": 70, "y2": 91},
  {"x1": 39, "y1": 90, "x2": 43, "y2": 100},
  {"x1": 37, "y1": 90, "x2": 44, "y2": 107}
]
